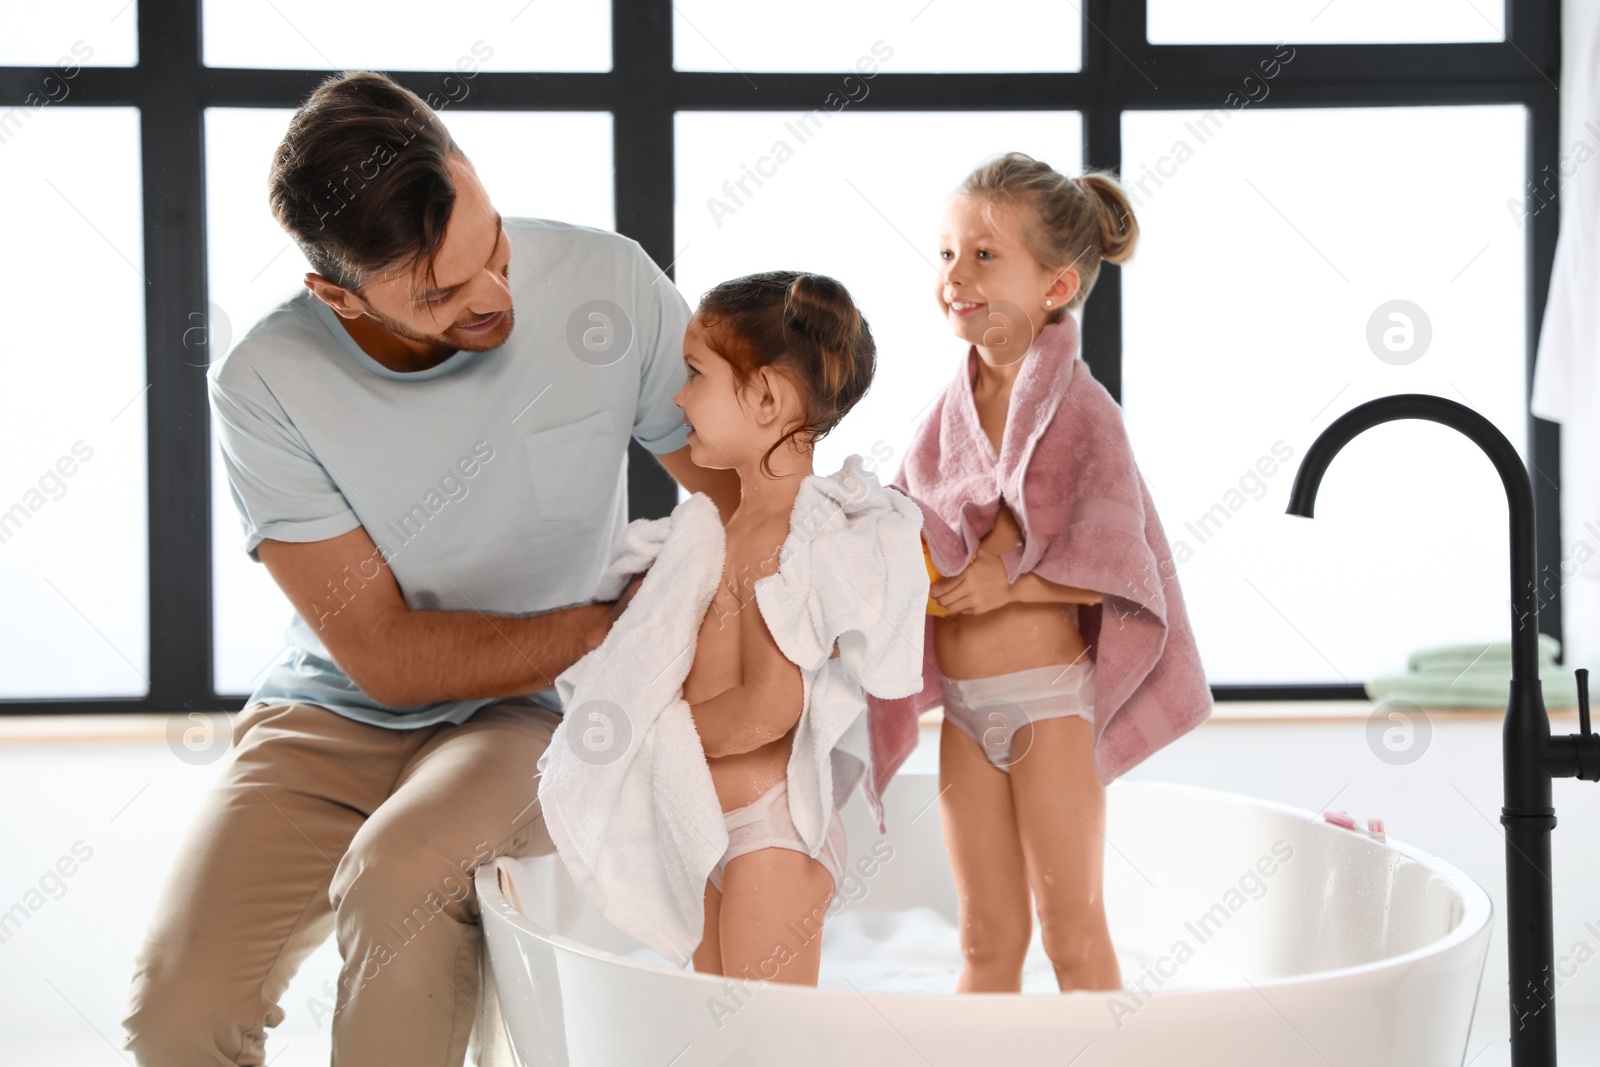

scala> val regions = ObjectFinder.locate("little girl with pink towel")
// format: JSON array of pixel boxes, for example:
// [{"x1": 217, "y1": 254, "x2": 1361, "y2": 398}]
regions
[{"x1": 867, "y1": 152, "x2": 1212, "y2": 994}]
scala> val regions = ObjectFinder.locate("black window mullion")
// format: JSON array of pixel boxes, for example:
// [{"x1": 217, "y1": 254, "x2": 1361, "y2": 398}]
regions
[
  {"x1": 1509, "y1": 0, "x2": 1561, "y2": 77},
  {"x1": 1082, "y1": 0, "x2": 1125, "y2": 400},
  {"x1": 140, "y1": 0, "x2": 216, "y2": 712},
  {"x1": 1082, "y1": 100, "x2": 1123, "y2": 403},
  {"x1": 0, "y1": 65, "x2": 143, "y2": 106},
  {"x1": 614, "y1": 0, "x2": 682, "y2": 522}
]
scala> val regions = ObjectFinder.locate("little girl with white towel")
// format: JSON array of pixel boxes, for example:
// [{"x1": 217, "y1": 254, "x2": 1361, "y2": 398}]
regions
[{"x1": 536, "y1": 271, "x2": 930, "y2": 984}]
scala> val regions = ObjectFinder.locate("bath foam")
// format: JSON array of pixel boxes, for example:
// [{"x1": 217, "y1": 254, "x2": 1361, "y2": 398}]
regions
[{"x1": 623, "y1": 906, "x2": 1236, "y2": 997}]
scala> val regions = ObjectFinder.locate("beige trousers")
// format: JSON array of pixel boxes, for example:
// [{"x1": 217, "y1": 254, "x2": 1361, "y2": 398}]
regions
[{"x1": 122, "y1": 698, "x2": 559, "y2": 1067}]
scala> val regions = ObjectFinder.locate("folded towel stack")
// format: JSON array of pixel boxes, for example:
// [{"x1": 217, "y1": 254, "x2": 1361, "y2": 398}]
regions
[{"x1": 1364, "y1": 634, "x2": 1578, "y2": 710}]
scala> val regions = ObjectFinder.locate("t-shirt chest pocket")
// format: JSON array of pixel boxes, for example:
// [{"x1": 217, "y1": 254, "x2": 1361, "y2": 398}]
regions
[{"x1": 521, "y1": 409, "x2": 618, "y2": 521}]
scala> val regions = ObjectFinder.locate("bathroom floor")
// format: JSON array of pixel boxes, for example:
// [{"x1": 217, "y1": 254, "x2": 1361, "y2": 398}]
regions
[{"x1": 2, "y1": 730, "x2": 1597, "y2": 1066}]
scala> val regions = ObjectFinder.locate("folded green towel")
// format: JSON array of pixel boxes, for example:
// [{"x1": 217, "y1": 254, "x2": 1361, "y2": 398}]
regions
[
  {"x1": 1405, "y1": 634, "x2": 1562, "y2": 674},
  {"x1": 1367, "y1": 635, "x2": 1578, "y2": 710},
  {"x1": 1366, "y1": 673, "x2": 1579, "y2": 710}
]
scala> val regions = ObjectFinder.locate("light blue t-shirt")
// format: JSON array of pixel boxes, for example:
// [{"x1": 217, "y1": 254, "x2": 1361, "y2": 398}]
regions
[{"x1": 208, "y1": 217, "x2": 693, "y2": 728}]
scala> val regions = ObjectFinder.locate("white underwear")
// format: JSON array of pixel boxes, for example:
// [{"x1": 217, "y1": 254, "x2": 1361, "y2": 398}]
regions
[
  {"x1": 938, "y1": 659, "x2": 1096, "y2": 772},
  {"x1": 708, "y1": 777, "x2": 847, "y2": 893}
]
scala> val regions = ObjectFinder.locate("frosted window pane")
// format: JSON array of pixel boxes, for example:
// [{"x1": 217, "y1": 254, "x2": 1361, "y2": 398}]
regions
[
  {"x1": 0, "y1": 108, "x2": 148, "y2": 697},
  {"x1": 675, "y1": 111, "x2": 1081, "y2": 495},
  {"x1": 206, "y1": 108, "x2": 614, "y2": 694},
  {"x1": 203, "y1": 0, "x2": 608, "y2": 72},
  {"x1": 1147, "y1": 0, "x2": 1502, "y2": 44},
  {"x1": 0, "y1": 2, "x2": 137, "y2": 66},
  {"x1": 673, "y1": 1, "x2": 1080, "y2": 73},
  {"x1": 1120, "y1": 106, "x2": 1526, "y2": 685}
]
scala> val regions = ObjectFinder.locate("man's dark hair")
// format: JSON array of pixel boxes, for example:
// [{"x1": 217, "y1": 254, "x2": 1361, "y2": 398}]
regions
[{"x1": 269, "y1": 70, "x2": 461, "y2": 293}]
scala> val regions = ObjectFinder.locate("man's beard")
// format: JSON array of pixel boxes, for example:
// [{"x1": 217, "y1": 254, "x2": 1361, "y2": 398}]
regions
[{"x1": 357, "y1": 296, "x2": 515, "y2": 355}]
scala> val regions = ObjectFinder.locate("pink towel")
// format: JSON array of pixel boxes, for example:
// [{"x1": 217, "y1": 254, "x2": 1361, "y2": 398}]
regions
[{"x1": 865, "y1": 314, "x2": 1212, "y2": 803}]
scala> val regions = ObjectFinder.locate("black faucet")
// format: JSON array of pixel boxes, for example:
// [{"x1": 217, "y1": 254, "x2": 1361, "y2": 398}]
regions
[{"x1": 1285, "y1": 393, "x2": 1600, "y2": 1066}]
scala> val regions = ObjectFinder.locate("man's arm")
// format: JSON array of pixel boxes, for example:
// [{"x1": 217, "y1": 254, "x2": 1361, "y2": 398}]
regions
[
  {"x1": 258, "y1": 525, "x2": 630, "y2": 708},
  {"x1": 654, "y1": 446, "x2": 742, "y2": 521}
]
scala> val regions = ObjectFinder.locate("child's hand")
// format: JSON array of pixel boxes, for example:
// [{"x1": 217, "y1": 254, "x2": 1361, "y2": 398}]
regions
[
  {"x1": 981, "y1": 504, "x2": 1023, "y2": 557},
  {"x1": 930, "y1": 552, "x2": 1015, "y2": 615}
]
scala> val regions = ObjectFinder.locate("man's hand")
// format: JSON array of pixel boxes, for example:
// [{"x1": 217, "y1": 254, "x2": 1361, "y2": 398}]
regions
[
  {"x1": 614, "y1": 572, "x2": 646, "y2": 614},
  {"x1": 591, "y1": 572, "x2": 647, "y2": 650}
]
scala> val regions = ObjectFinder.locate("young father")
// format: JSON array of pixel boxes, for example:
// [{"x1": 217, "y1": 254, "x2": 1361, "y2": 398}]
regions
[{"x1": 122, "y1": 71, "x2": 738, "y2": 1067}]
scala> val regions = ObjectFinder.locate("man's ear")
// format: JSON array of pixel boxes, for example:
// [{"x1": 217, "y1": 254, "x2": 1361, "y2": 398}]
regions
[{"x1": 306, "y1": 273, "x2": 364, "y2": 320}]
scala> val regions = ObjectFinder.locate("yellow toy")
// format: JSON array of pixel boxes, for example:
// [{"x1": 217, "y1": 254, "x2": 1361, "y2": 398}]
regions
[{"x1": 923, "y1": 536, "x2": 950, "y2": 617}]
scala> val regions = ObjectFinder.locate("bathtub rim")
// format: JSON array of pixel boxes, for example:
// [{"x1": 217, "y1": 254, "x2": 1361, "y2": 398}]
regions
[{"x1": 476, "y1": 778, "x2": 1494, "y2": 1002}]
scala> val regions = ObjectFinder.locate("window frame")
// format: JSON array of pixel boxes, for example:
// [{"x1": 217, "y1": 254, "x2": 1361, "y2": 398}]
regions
[{"x1": 0, "y1": 0, "x2": 1556, "y2": 711}]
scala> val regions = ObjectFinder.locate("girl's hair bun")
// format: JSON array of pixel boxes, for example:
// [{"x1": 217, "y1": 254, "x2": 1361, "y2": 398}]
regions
[
  {"x1": 783, "y1": 274, "x2": 866, "y2": 396},
  {"x1": 694, "y1": 270, "x2": 876, "y2": 477},
  {"x1": 1078, "y1": 173, "x2": 1139, "y2": 266}
]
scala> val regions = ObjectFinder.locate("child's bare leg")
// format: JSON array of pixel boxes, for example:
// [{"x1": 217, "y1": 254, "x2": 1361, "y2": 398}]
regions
[
  {"x1": 694, "y1": 881, "x2": 724, "y2": 975},
  {"x1": 939, "y1": 719, "x2": 1032, "y2": 992},
  {"x1": 715, "y1": 849, "x2": 835, "y2": 985},
  {"x1": 1007, "y1": 715, "x2": 1122, "y2": 992}
]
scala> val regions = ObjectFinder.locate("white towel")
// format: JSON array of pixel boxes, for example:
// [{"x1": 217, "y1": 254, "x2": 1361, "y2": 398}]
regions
[
  {"x1": 535, "y1": 491, "x2": 726, "y2": 967},
  {"x1": 1533, "y1": 7, "x2": 1600, "y2": 582},
  {"x1": 535, "y1": 453, "x2": 927, "y2": 967},
  {"x1": 753, "y1": 453, "x2": 929, "y2": 851}
]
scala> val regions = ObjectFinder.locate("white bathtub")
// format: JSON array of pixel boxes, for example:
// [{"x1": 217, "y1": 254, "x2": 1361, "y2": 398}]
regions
[{"x1": 477, "y1": 755, "x2": 1492, "y2": 1066}]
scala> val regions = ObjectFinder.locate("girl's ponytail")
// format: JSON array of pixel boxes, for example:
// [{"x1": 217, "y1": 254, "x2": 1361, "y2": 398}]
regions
[{"x1": 1079, "y1": 173, "x2": 1139, "y2": 266}]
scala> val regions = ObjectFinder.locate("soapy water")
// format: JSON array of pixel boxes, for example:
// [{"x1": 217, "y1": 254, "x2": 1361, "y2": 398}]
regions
[
  {"x1": 621, "y1": 907, "x2": 1197, "y2": 995},
  {"x1": 817, "y1": 907, "x2": 1066, "y2": 994}
]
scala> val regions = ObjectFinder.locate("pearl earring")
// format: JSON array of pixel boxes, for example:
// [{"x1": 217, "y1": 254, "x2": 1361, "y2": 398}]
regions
[{"x1": 1044, "y1": 299, "x2": 1053, "y2": 307}]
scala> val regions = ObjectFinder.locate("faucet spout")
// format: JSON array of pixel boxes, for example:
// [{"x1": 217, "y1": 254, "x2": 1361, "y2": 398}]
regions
[{"x1": 1285, "y1": 392, "x2": 1538, "y2": 682}]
